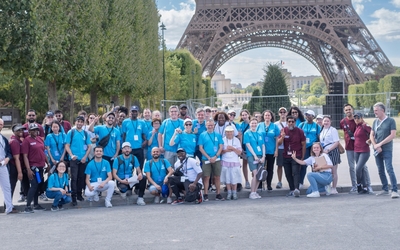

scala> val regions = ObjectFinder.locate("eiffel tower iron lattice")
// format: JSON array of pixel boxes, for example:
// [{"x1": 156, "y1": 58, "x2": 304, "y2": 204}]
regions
[{"x1": 177, "y1": 0, "x2": 394, "y2": 85}]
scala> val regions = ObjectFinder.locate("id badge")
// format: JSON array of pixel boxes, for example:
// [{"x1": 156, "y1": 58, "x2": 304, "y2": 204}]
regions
[
  {"x1": 180, "y1": 176, "x2": 186, "y2": 182},
  {"x1": 257, "y1": 146, "x2": 261, "y2": 152},
  {"x1": 265, "y1": 137, "x2": 269, "y2": 143},
  {"x1": 213, "y1": 146, "x2": 218, "y2": 152},
  {"x1": 158, "y1": 177, "x2": 162, "y2": 182},
  {"x1": 306, "y1": 138, "x2": 310, "y2": 143},
  {"x1": 54, "y1": 151, "x2": 60, "y2": 157},
  {"x1": 83, "y1": 145, "x2": 88, "y2": 151},
  {"x1": 97, "y1": 177, "x2": 102, "y2": 183},
  {"x1": 287, "y1": 151, "x2": 292, "y2": 156},
  {"x1": 134, "y1": 135, "x2": 139, "y2": 141},
  {"x1": 125, "y1": 175, "x2": 129, "y2": 179}
]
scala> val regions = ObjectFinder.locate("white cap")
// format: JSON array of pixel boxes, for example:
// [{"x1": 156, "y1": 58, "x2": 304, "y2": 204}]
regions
[
  {"x1": 184, "y1": 118, "x2": 192, "y2": 125},
  {"x1": 305, "y1": 110, "x2": 315, "y2": 117},
  {"x1": 316, "y1": 114, "x2": 324, "y2": 120},
  {"x1": 121, "y1": 142, "x2": 131, "y2": 148},
  {"x1": 225, "y1": 125, "x2": 234, "y2": 132}
]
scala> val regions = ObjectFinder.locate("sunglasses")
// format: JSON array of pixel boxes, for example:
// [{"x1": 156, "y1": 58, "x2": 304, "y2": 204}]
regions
[
  {"x1": 279, "y1": 111, "x2": 286, "y2": 113},
  {"x1": 55, "y1": 114, "x2": 62, "y2": 117},
  {"x1": 287, "y1": 120, "x2": 295, "y2": 123},
  {"x1": 291, "y1": 111, "x2": 298, "y2": 114},
  {"x1": 185, "y1": 123, "x2": 192, "y2": 126},
  {"x1": 212, "y1": 110, "x2": 217, "y2": 112},
  {"x1": 229, "y1": 114, "x2": 236, "y2": 116}
]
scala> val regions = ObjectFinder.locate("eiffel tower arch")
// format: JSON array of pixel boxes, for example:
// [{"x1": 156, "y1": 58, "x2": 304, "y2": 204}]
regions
[{"x1": 177, "y1": 0, "x2": 394, "y2": 85}]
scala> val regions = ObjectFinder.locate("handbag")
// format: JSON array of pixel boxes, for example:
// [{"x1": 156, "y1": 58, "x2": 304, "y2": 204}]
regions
[{"x1": 338, "y1": 142, "x2": 345, "y2": 154}]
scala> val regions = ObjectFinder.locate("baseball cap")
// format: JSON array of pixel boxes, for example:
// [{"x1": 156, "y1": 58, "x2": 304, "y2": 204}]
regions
[
  {"x1": 228, "y1": 109, "x2": 235, "y2": 114},
  {"x1": 122, "y1": 142, "x2": 131, "y2": 148},
  {"x1": 184, "y1": 118, "x2": 192, "y2": 125},
  {"x1": 179, "y1": 104, "x2": 188, "y2": 109},
  {"x1": 29, "y1": 123, "x2": 39, "y2": 130},
  {"x1": 354, "y1": 112, "x2": 363, "y2": 118},
  {"x1": 204, "y1": 106, "x2": 211, "y2": 112},
  {"x1": 225, "y1": 125, "x2": 234, "y2": 132},
  {"x1": 316, "y1": 114, "x2": 324, "y2": 120},
  {"x1": 130, "y1": 106, "x2": 139, "y2": 111},
  {"x1": 12, "y1": 124, "x2": 24, "y2": 132},
  {"x1": 46, "y1": 111, "x2": 54, "y2": 117},
  {"x1": 106, "y1": 112, "x2": 115, "y2": 117},
  {"x1": 176, "y1": 148, "x2": 186, "y2": 153},
  {"x1": 278, "y1": 107, "x2": 287, "y2": 112},
  {"x1": 305, "y1": 110, "x2": 315, "y2": 117},
  {"x1": 76, "y1": 116, "x2": 85, "y2": 122}
]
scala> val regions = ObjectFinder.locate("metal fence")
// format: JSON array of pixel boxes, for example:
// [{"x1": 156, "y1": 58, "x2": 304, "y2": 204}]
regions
[{"x1": 161, "y1": 97, "x2": 216, "y2": 119}]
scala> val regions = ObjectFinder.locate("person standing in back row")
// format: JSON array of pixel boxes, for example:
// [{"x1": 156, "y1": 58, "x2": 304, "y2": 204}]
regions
[{"x1": 370, "y1": 102, "x2": 399, "y2": 198}]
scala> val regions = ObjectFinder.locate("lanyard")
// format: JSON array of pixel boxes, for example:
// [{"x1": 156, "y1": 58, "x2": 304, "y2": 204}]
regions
[
  {"x1": 207, "y1": 132, "x2": 217, "y2": 146},
  {"x1": 264, "y1": 122, "x2": 271, "y2": 134},
  {"x1": 242, "y1": 122, "x2": 249, "y2": 132},
  {"x1": 321, "y1": 127, "x2": 331, "y2": 142},
  {"x1": 225, "y1": 138, "x2": 234, "y2": 146},
  {"x1": 250, "y1": 131, "x2": 260, "y2": 146},
  {"x1": 375, "y1": 117, "x2": 388, "y2": 133},
  {"x1": 122, "y1": 155, "x2": 132, "y2": 175},
  {"x1": 130, "y1": 120, "x2": 138, "y2": 134},
  {"x1": 153, "y1": 160, "x2": 162, "y2": 176},
  {"x1": 52, "y1": 133, "x2": 61, "y2": 153},
  {"x1": 95, "y1": 160, "x2": 103, "y2": 177},
  {"x1": 56, "y1": 174, "x2": 65, "y2": 188}
]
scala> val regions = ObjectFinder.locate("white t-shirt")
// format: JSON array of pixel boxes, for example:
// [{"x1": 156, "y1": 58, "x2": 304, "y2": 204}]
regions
[
  {"x1": 304, "y1": 153, "x2": 332, "y2": 173},
  {"x1": 319, "y1": 126, "x2": 339, "y2": 150},
  {"x1": 275, "y1": 121, "x2": 287, "y2": 149},
  {"x1": 221, "y1": 137, "x2": 242, "y2": 163},
  {"x1": 214, "y1": 121, "x2": 238, "y2": 137},
  {"x1": 174, "y1": 157, "x2": 203, "y2": 185}
]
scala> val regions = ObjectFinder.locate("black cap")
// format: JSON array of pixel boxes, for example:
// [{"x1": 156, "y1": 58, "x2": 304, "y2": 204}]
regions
[
  {"x1": 12, "y1": 124, "x2": 24, "y2": 132},
  {"x1": 76, "y1": 116, "x2": 85, "y2": 122},
  {"x1": 179, "y1": 104, "x2": 188, "y2": 109},
  {"x1": 176, "y1": 148, "x2": 186, "y2": 153}
]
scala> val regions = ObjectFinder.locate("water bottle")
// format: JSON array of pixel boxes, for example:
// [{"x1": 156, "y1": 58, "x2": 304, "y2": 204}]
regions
[{"x1": 35, "y1": 168, "x2": 42, "y2": 183}]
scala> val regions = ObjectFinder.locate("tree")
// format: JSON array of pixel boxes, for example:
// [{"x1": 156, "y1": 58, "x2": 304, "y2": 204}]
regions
[
  {"x1": 310, "y1": 77, "x2": 327, "y2": 96},
  {"x1": 261, "y1": 63, "x2": 291, "y2": 113},
  {"x1": 246, "y1": 89, "x2": 262, "y2": 115}
]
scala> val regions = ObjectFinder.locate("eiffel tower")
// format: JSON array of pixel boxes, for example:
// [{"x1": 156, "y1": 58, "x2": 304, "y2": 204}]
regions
[{"x1": 177, "y1": 0, "x2": 394, "y2": 85}]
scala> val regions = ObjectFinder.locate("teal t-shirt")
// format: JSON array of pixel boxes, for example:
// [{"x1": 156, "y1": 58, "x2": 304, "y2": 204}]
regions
[
  {"x1": 66, "y1": 129, "x2": 91, "y2": 160},
  {"x1": 112, "y1": 155, "x2": 139, "y2": 179},
  {"x1": 173, "y1": 132, "x2": 196, "y2": 156},
  {"x1": 159, "y1": 118, "x2": 184, "y2": 152},
  {"x1": 122, "y1": 119, "x2": 148, "y2": 149},
  {"x1": 143, "y1": 159, "x2": 171, "y2": 185},
  {"x1": 256, "y1": 122, "x2": 280, "y2": 154},
  {"x1": 47, "y1": 173, "x2": 69, "y2": 190},
  {"x1": 198, "y1": 131, "x2": 223, "y2": 160},
  {"x1": 244, "y1": 130, "x2": 264, "y2": 157},
  {"x1": 45, "y1": 133, "x2": 66, "y2": 161},
  {"x1": 298, "y1": 122, "x2": 320, "y2": 148},
  {"x1": 85, "y1": 159, "x2": 111, "y2": 183}
]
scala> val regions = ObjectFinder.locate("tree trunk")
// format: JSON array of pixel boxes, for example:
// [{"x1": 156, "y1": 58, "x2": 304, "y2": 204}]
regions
[
  {"x1": 47, "y1": 80, "x2": 58, "y2": 111},
  {"x1": 25, "y1": 78, "x2": 31, "y2": 114},
  {"x1": 70, "y1": 89, "x2": 75, "y2": 123},
  {"x1": 111, "y1": 95, "x2": 119, "y2": 106},
  {"x1": 124, "y1": 94, "x2": 131, "y2": 109},
  {"x1": 90, "y1": 88, "x2": 98, "y2": 113}
]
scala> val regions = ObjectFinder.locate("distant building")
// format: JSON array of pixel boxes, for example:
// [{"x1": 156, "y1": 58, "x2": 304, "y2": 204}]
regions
[
  {"x1": 289, "y1": 75, "x2": 320, "y2": 93},
  {"x1": 211, "y1": 71, "x2": 231, "y2": 94},
  {"x1": 231, "y1": 83, "x2": 243, "y2": 91}
]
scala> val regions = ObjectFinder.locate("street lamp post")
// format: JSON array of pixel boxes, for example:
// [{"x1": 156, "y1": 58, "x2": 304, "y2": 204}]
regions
[
  {"x1": 191, "y1": 70, "x2": 195, "y2": 100},
  {"x1": 160, "y1": 23, "x2": 167, "y2": 119}
]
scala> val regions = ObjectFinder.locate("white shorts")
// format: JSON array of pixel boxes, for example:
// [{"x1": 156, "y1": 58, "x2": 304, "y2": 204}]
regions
[{"x1": 221, "y1": 166, "x2": 242, "y2": 184}]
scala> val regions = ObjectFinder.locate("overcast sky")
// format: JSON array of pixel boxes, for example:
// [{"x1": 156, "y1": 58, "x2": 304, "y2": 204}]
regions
[{"x1": 157, "y1": 0, "x2": 400, "y2": 86}]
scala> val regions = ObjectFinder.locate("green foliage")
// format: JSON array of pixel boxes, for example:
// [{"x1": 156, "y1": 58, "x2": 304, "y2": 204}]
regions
[
  {"x1": 247, "y1": 89, "x2": 262, "y2": 115},
  {"x1": 309, "y1": 77, "x2": 327, "y2": 96}
]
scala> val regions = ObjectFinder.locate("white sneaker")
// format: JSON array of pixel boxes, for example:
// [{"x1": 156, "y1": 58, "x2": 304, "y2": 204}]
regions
[
  {"x1": 325, "y1": 185, "x2": 331, "y2": 196},
  {"x1": 349, "y1": 186, "x2": 357, "y2": 194},
  {"x1": 87, "y1": 196, "x2": 94, "y2": 202},
  {"x1": 137, "y1": 197, "x2": 146, "y2": 206},
  {"x1": 367, "y1": 186, "x2": 374, "y2": 194},
  {"x1": 167, "y1": 197, "x2": 172, "y2": 204},
  {"x1": 391, "y1": 191, "x2": 399, "y2": 199},
  {"x1": 294, "y1": 189, "x2": 300, "y2": 197},
  {"x1": 93, "y1": 192, "x2": 99, "y2": 202},
  {"x1": 249, "y1": 192, "x2": 258, "y2": 199},
  {"x1": 120, "y1": 192, "x2": 127, "y2": 199},
  {"x1": 330, "y1": 188, "x2": 338, "y2": 194},
  {"x1": 154, "y1": 196, "x2": 160, "y2": 204},
  {"x1": 299, "y1": 184, "x2": 304, "y2": 189},
  {"x1": 105, "y1": 200, "x2": 112, "y2": 208},
  {"x1": 255, "y1": 192, "x2": 261, "y2": 199},
  {"x1": 39, "y1": 193, "x2": 49, "y2": 201},
  {"x1": 307, "y1": 191, "x2": 320, "y2": 198}
]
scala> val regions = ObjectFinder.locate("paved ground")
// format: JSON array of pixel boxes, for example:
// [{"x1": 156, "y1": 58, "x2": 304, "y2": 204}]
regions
[{"x1": 0, "y1": 193, "x2": 399, "y2": 249}]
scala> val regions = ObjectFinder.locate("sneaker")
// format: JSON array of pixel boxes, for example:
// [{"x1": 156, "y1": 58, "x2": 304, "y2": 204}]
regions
[
  {"x1": 255, "y1": 192, "x2": 261, "y2": 199},
  {"x1": 367, "y1": 186, "x2": 374, "y2": 194},
  {"x1": 154, "y1": 196, "x2": 160, "y2": 204},
  {"x1": 245, "y1": 181, "x2": 251, "y2": 189},
  {"x1": 330, "y1": 188, "x2": 338, "y2": 194},
  {"x1": 24, "y1": 206, "x2": 34, "y2": 213},
  {"x1": 72, "y1": 201, "x2": 77, "y2": 206},
  {"x1": 93, "y1": 192, "x2": 99, "y2": 202},
  {"x1": 276, "y1": 182, "x2": 282, "y2": 189},
  {"x1": 226, "y1": 193, "x2": 232, "y2": 200},
  {"x1": 307, "y1": 191, "x2": 320, "y2": 198},
  {"x1": 357, "y1": 185, "x2": 363, "y2": 193},
  {"x1": 105, "y1": 200, "x2": 113, "y2": 208},
  {"x1": 39, "y1": 193, "x2": 49, "y2": 201},
  {"x1": 51, "y1": 206, "x2": 59, "y2": 212},
  {"x1": 167, "y1": 197, "x2": 172, "y2": 204},
  {"x1": 267, "y1": 186, "x2": 273, "y2": 191},
  {"x1": 349, "y1": 186, "x2": 358, "y2": 194},
  {"x1": 18, "y1": 195, "x2": 26, "y2": 202},
  {"x1": 211, "y1": 185, "x2": 217, "y2": 192},
  {"x1": 195, "y1": 193, "x2": 203, "y2": 204},
  {"x1": 286, "y1": 191, "x2": 294, "y2": 197},
  {"x1": 58, "y1": 205, "x2": 64, "y2": 211},
  {"x1": 33, "y1": 205, "x2": 45, "y2": 210},
  {"x1": 299, "y1": 184, "x2": 304, "y2": 189},
  {"x1": 249, "y1": 192, "x2": 258, "y2": 199},
  {"x1": 216, "y1": 194, "x2": 225, "y2": 201},
  {"x1": 171, "y1": 198, "x2": 184, "y2": 205},
  {"x1": 87, "y1": 196, "x2": 94, "y2": 202},
  {"x1": 376, "y1": 190, "x2": 389, "y2": 196},
  {"x1": 7, "y1": 208, "x2": 20, "y2": 214},
  {"x1": 232, "y1": 193, "x2": 238, "y2": 200},
  {"x1": 136, "y1": 197, "x2": 146, "y2": 206},
  {"x1": 294, "y1": 189, "x2": 300, "y2": 197},
  {"x1": 120, "y1": 192, "x2": 127, "y2": 199},
  {"x1": 391, "y1": 191, "x2": 399, "y2": 199},
  {"x1": 77, "y1": 195, "x2": 84, "y2": 201},
  {"x1": 325, "y1": 185, "x2": 331, "y2": 196},
  {"x1": 203, "y1": 194, "x2": 209, "y2": 202},
  {"x1": 358, "y1": 188, "x2": 368, "y2": 194}
]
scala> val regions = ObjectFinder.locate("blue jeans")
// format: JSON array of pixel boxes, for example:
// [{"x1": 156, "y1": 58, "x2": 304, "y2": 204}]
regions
[
  {"x1": 355, "y1": 152, "x2": 370, "y2": 187},
  {"x1": 375, "y1": 150, "x2": 398, "y2": 192},
  {"x1": 306, "y1": 172, "x2": 332, "y2": 194},
  {"x1": 299, "y1": 147, "x2": 311, "y2": 185},
  {"x1": 46, "y1": 190, "x2": 72, "y2": 207}
]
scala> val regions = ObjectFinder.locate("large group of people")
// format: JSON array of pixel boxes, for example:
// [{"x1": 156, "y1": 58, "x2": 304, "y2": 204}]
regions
[{"x1": 0, "y1": 101, "x2": 398, "y2": 214}]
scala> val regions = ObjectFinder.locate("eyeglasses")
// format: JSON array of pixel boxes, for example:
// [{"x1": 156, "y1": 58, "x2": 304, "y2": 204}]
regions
[
  {"x1": 305, "y1": 114, "x2": 312, "y2": 117},
  {"x1": 55, "y1": 115, "x2": 62, "y2": 117},
  {"x1": 211, "y1": 110, "x2": 217, "y2": 112},
  {"x1": 89, "y1": 117, "x2": 95, "y2": 119},
  {"x1": 185, "y1": 123, "x2": 192, "y2": 126},
  {"x1": 291, "y1": 111, "x2": 298, "y2": 114},
  {"x1": 229, "y1": 114, "x2": 235, "y2": 116},
  {"x1": 287, "y1": 120, "x2": 295, "y2": 123},
  {"x1": 206, "y1": 110, "x2": 211, "y2": 112}
]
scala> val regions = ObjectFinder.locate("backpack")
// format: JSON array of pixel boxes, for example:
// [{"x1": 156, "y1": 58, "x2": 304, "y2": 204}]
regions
[
  {"x1": 255, "y1": 163, "x2": 267, "y2": 182},
  {"x1": 149, "y1": 159, "x2": 167, "y2": 175},
  {"x1": 116, "y1": 155, "x2": 136, "y2": 172}
]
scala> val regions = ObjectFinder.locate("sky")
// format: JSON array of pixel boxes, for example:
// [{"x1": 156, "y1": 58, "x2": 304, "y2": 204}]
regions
[{"x1": 157, "y1": 0, "x2": 400, "y2": 87}]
